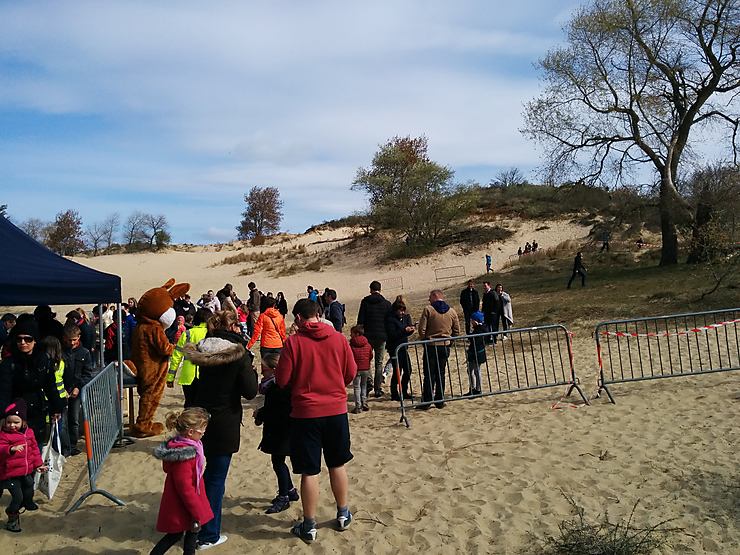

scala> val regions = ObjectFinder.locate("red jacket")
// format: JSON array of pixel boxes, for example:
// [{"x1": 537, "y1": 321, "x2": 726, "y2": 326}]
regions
[
  {"x1": 0, "y1": 426, "x2": 43, "y2": 480},
  {"x1": 275, "y1": 321, "x2": 357, "y2": 419},
  {"x1": 154, "y1": 438, "x2": 214, "y2": 533},
  {"x1": 350, "y1": 335, "x2": 373, "y2": 371}
]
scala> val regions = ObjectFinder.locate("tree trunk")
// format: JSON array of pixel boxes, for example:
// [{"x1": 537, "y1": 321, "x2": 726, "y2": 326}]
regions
[{"x1": 659, "y1": 172, "x2": 681, "y2": 266}]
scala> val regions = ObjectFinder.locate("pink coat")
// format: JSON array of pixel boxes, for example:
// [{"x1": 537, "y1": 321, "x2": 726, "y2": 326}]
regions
[
  {"x1": 0, "y1": 427, "x2": 43, "y2": 480},
  {"x1": 154, "y1": 439, "x2": 214, "y2": 533}
]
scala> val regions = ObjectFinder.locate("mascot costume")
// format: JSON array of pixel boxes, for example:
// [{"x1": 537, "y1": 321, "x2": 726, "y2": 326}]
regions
[{"x1": 129, "y1": 278, "x2": 190, "y2": 438}]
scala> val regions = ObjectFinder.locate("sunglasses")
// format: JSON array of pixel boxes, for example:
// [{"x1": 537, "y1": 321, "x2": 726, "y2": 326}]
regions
[{"x1": 16, "y1": 335, "x2": 35, "y2": 344}]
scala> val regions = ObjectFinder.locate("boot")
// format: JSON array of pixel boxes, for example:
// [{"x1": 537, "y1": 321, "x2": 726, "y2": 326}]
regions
[{"x1": 5, "y1": 512, "x2": 21, "y2": 533}]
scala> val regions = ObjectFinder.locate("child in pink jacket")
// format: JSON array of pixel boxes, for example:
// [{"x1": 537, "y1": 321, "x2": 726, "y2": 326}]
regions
[{"x1": 0, "y1": 399, "x2": 47, "y2": 533}]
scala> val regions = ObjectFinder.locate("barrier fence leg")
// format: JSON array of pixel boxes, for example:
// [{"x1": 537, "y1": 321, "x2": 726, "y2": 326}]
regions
[
  {"x1": 596, "y1": 379, "x2": 616, "y2": 404},
  {"x1": 565, "y1": 382, "x2": 590, "y2": 405},
  {"x1": 66, "y1": 489, "x2": 126, "y2": 514},
  {"x1": 396, "y1": 364, "x2": 410, "y2": 428}
]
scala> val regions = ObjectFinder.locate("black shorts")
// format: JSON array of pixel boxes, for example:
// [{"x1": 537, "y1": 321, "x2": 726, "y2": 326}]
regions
[{"x1": 289, "y1": 413, "x2": 353, "y2": 476}]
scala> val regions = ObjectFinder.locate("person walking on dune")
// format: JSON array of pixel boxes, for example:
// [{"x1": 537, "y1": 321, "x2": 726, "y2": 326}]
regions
[{"x1": 567, "y1": 251, "x2": 587, "y2": 289}]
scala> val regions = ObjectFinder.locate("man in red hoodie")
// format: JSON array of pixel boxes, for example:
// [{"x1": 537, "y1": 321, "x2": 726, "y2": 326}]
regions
[{"x1": 275, "y1": 298, "x2": 357, "y2": 543}]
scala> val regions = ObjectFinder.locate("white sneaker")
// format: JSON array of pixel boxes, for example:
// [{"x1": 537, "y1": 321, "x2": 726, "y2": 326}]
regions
[{"x1": 197, "y1": 535, "x2": 228, "y2": 551}]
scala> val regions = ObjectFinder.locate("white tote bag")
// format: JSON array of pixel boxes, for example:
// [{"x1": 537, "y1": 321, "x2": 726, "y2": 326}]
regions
[{"x1": 35, "y1": 420, "x2": 66, "y2": 499}]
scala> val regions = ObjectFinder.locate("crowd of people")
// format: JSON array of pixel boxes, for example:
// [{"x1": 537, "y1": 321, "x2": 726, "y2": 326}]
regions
[{"x1": 0, "y1": 269, "x2": 562, "y2": 548}]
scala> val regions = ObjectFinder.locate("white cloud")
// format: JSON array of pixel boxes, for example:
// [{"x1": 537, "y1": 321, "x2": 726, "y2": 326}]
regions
[{"x1": 0, "y1": 1, "x2": 572, "y2": 242}]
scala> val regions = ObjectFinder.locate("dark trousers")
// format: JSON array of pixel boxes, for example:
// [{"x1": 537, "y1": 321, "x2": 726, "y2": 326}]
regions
[
  {"x1": 182, "y1": 379, "x2": 199, "y2": 408},
  {"x1": 463, "y1": 311, "x2": 473, "y2": 335},
  {"x1": 369, "y1": 339, "x2": 386, "y2": 393},
  {"x1": 150, "y1": 531, "x2": 198, "y2": 555},
  {"x1": 1, "y1": 475, "x2": 35, "y2": 514},
  {"x1": 390, "y1": 349, "x2": 412, "y2": 398},
  {"x1": 600, "y1": 241, "x2": 609, "y2": 252},
  {"x1": 492, "y1": 312, "x2": 509, "y2": 343},
  {"x1": 271, "y1": 454, "x2": 294, "y2": 495},
  {"x1": 66, "y1": 396, "x2": 81, "y2": 445},
  {"x1": 198, "y1": 454, "x2": 232, "y2": 544},
  {"x1": 568, "y1": 269, "x2": 587, "y2": 288},
  {"x1": 421, "y1": 345, "x2": 449, "y2": 404}
]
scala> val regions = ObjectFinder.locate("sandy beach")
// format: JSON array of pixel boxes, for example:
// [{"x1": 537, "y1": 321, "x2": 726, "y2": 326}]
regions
[
  {"x1": 2, "y1": 219, "x2": 737, "y2": 554},
  {"x1": 3, "y1": 344, "x2": 738, "y2": 553}
]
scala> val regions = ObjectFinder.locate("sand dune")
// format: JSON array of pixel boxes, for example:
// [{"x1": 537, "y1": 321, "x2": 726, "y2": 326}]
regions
[{"x1": 3, "y1": 218, "x2": 738, "y2": 553}]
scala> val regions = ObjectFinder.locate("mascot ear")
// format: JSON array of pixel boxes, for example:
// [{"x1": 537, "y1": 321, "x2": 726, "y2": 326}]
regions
[
  {"x1": 169, "y1": 283, "x2": 190, "y2": 299},
  {"x1": 162, "y1": 278, "x2": 176, "y2": 289}
]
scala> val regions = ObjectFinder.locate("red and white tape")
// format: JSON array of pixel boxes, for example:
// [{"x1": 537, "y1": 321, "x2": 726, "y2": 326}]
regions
[{"x1": 599, "y1": 318, "x2": 740, "y2": 338}]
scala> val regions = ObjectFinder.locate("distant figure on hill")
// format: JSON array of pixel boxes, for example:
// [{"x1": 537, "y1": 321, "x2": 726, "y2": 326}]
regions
[
  {"x1": 532, "y1": 240, "x2": 538, "y2": 252},
  {"x1": 517, "y1": 247, "x2": 522, "y2": 257},
  {"x1": 600, "y1": 230, "x2": 611, "y2": 253},
  {"x1": 485, "y1": 254, "x2": 492, "y2": 273},
  {"x1": 567, "y1": 251, "x2": 587, "y2": 289}
]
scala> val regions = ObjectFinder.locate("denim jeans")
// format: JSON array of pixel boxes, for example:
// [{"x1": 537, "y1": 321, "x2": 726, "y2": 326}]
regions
[
  {"x1": 198, "y1": 454, "x2": 232, "y2": 544},
  {"x1": 271, "y1": 454, "x2": 294, "y2": 495}
]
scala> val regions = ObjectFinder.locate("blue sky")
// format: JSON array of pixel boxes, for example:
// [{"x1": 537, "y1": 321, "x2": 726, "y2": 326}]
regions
[{"x1": 0, "y1": 1, "x2": 579, "y2": 243}]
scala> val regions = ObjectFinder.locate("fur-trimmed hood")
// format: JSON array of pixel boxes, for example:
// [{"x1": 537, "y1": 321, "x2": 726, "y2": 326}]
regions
[
  {"x1": 153, "y1": 439, "x2": 197, "y2": 462},
  {"x1": 182, "y1": 337, "x2": 246, "y2": 367}
]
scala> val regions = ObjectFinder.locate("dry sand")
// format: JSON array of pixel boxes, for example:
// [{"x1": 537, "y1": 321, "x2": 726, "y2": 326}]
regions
[{"x1": 2, "y1": 219, "x2": 738, "y2": 553}]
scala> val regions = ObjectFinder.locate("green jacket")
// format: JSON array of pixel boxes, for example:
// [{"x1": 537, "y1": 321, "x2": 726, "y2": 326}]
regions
[{"x1": 167, "y1": 323, "x2": 209, "y2": 385}]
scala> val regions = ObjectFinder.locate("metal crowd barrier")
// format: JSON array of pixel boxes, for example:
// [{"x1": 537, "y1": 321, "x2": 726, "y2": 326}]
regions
[
  {"x1": 381, "y1": 276, "x2": 404, "y2": 290},
  {"x1": 395, "y1": 324, "x2": 588, "y2": 427},
  {"x1": 66, "y1": 362, "x2": 126, "y2": 513},
  {"x1": 434, "y1": 265, "x2": 466, "y2": 281},
  {"x1": 595, "y1": 308, "x2": 740, "y2": 403}
]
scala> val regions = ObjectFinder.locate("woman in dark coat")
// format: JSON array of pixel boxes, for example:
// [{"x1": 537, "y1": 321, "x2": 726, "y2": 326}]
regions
[
  {"x1": 182, "y1": 310, "x2": 257, "y2": 550},
  {"x1": 0, "y1": 316, "x2": 65, "y2": 447},
  {"x1": 385, "y1": 298, "x2": 415, "y2": 401},
  {"x1": 275, "y1": 292, "x2": 289, "y2": 318}
]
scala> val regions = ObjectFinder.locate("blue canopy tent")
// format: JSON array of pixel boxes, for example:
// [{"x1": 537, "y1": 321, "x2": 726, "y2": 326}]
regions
[
  {"x1": 0, "y1": 215, "x2": 130, "y2": 443},
  {"x1": 0, "y1": 215, "x2": 121, "y2": 306}
]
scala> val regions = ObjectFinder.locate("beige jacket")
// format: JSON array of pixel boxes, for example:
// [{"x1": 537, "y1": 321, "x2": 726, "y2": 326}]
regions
[{"x1": 418, "y1": 303, "x2": 461, "y2": 346}]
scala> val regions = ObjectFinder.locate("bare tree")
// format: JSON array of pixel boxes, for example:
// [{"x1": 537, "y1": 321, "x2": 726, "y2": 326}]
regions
[
  {"x1": 101, "y1": 212, "x2": 120, "y2": 248},
  {"x1": 236, "y1": 186, "x2": 283, "y2": 240},
  {"x1": 490, "y1": 167, "x2": 527, "y2": 188},
  {"x1": 46, "y1": 209, "x2": 85, "y2": 256},
  {"x1": 143, "y1": 213, "x2": 170, "y2": 246},
  {"x1": 19, "y1": 218, "x2": 49, "y2": 242},
  {"x1": 522, "y1": 0, "x2": 739, "y2": 265},
  {"x1": 84, "y1": 222, "x2": 107, "y2": 256},
  {"x1": 124, "y1": 212, "x2": 147, "y2": 246}
]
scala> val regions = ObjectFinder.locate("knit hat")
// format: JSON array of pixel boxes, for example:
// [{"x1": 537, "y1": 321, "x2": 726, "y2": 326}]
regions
[
  {"x1": 3, "y1": 399, "x2": 27, "y2": 421},
  {"x1": 470, "y1": 311, "x2": 485, "y2": 324},
  {"x1": 11, "y1": 316, "x2": 39, "y2": 342}
]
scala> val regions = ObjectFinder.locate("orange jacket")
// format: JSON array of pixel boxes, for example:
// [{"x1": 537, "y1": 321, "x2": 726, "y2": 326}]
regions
[{"x1": 247, "y1": 308, "x2": 287, "y2": 349}]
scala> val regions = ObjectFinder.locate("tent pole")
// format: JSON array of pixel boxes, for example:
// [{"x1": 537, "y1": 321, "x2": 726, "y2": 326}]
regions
[
  {"x1": 98, "y1": 307, "x2": 105, "y2": 367},
  {"x1": 116, "y1": 303, "x2": 124, "y2": 442}
]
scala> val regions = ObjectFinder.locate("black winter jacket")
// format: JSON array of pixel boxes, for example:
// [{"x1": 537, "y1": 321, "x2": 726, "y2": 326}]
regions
[
  {"x1": 0, "y1": 349, "x2": 65, "y2": 442},
  {"x1": 459, "y1": 288, "x2": 480, "y2": 314},
  {"x1": 62, "y1": 345, "x2": 95, "y2": 391},
  {"x1": 255, "y1": 381, "x2": 291, "y2": 456},
  {"x1": 357, "y1": 293, "x2": 392, "y2": 341},
  {"x1": 385, "y1": 313, "x2": 414, "y2": 356},
  {"x1": 183, "y1": 329, "x2": 257, "y2": 456}
]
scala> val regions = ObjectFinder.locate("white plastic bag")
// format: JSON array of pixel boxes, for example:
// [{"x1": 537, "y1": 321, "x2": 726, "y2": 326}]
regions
[
  {"x1": 382, "y1": 359, "x2": 393, "y2": 383},
  {"x1": 35, "y1": 420, "x2": 66, "y2": 499}
]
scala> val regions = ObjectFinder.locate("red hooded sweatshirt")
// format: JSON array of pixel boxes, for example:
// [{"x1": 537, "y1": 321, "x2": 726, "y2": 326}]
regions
[{"x1": 275, "y1": 321, "x2": 357, "y2": 419}]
